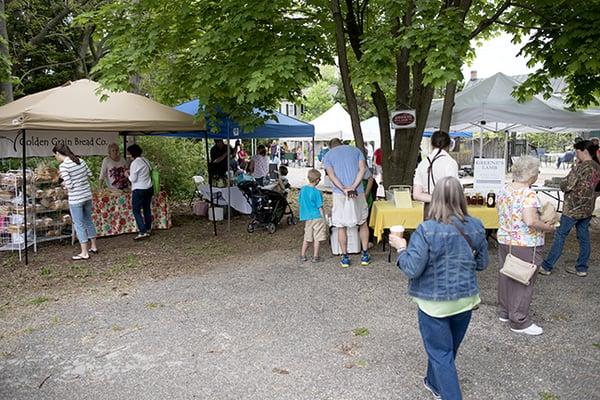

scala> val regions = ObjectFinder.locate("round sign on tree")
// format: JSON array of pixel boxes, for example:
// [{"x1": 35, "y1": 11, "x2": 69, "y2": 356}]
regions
[{"x1": 390, "y1": 110, "x2": 416, "y2": 129}]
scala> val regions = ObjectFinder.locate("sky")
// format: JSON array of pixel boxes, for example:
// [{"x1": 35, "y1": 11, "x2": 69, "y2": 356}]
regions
[{"x1": 461, "y1": 33, "x2": 538, "y2": 81}]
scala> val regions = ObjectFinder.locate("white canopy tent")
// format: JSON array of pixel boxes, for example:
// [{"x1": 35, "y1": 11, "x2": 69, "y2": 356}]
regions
[
  {"x1": 426, "y1": 72, "x2": 600, "y2": 132},
  {"x1": 309, "y1": 102, "x2": 353, "y2": 141}
]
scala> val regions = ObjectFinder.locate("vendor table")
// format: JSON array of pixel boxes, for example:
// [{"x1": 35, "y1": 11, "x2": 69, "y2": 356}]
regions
[
  {"x1": 92, "y1": 190, "x2": 171, "y2": 237},
  {"x1": 198, "y1": 183, "x2": 278, "y2": 215},
  {"x1": 369, "y1": 201, "x2": 499, "y2": 242},
  {"x1": 199, "y1": 185, "x2": 251, "y2": 215}
]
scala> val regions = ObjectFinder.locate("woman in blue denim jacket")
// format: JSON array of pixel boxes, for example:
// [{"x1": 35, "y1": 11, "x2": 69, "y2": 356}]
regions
[{"x1": 389, "y1": 177, "x2": 489, "y2": 400}]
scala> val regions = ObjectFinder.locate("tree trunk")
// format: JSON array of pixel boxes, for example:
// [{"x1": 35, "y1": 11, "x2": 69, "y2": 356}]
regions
[
  {"x1": 440, "y1": 80, "x2": 457, "y2": 132},
  {"x1": 330, "y1": 0, "x2": 364, "y2": 151},
  {"x1": 0, "y1": 0, "x2": 13, "y2": 103}
]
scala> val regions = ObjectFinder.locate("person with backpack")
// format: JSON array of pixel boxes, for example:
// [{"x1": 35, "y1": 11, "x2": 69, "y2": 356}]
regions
[
  {"x1": 125, "y1": 144, "x2": 153, "y2": 240},
  {"x1": 413, "y1": 130, "x2": 459, "y2": 217}
]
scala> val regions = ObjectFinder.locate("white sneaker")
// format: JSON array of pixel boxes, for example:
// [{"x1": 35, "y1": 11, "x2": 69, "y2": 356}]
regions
[
  {"x1": 511, "y1": 323, "x2": 543, "y2": 336},
  {"x1": 499, "y1": 317, "x2": 509, "y2": 322}
]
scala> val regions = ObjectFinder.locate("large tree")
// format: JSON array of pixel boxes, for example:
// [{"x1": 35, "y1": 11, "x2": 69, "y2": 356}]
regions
[
  {"x1": 0, "y1": 0, "x2": 108, "y2": 103},
  {"x1": 83, "y1": 0, "x2": 331, "y2": 127},
  {"x1": 506, "y1": 0, "x2": 600, "y2": 109},
  {"x1": 326, "y1": 0, "x2": 514, "y2": 187}
]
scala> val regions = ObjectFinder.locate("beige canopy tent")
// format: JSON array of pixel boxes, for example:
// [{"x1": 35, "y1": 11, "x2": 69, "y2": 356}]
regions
[
  {"x1": 0, "y1": 79, "x2": 206, "y2": 263},
  {"x1": 0, "y1": 79, "x2": 205, "y2": 133}
]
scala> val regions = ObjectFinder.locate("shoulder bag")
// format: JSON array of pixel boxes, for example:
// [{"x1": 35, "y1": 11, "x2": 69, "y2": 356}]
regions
[
  {"x1": 499, "y1": 201, "x2": 537, "y2": 285},
  {"x1": 141, "y1": 158, "x2": 160, "y2": 195}
]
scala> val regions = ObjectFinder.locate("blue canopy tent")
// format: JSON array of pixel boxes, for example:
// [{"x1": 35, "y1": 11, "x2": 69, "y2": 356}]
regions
[
  {"x1": 157, "y1": 99, "x2": 314, "y2": 139},
  {"x1": 155, "y1": 99, "x2": 314, "y2": 236}
]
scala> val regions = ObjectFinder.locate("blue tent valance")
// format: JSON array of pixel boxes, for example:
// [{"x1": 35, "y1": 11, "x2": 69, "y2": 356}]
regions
[
  {"x1": 423, "y1": 130, "x2": 473, "y2": 138},
  {"x1": 156, "y1": 99, "x2": 314, "y2": 139}
]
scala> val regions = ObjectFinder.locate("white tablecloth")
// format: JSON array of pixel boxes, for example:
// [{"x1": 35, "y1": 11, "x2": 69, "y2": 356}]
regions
[{"x1": 199, "y1": 185, "x2": 252, "y2": 214}]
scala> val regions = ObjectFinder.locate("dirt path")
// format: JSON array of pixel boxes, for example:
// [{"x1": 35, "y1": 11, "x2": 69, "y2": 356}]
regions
[{"x1": 1, "y1": 207, "x2": 599, "y2": 399}]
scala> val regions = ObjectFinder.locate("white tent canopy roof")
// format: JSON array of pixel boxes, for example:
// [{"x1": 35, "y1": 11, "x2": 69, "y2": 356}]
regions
[
  {"x1": 0, "y1": 79, "x2": 205, "y2": 133},
  {"x1": 309, "y1": 102, "x2": 353, "y2": 141},
  {"x1": 426, "y1": 72, "x2": 600, "y2": 131}
]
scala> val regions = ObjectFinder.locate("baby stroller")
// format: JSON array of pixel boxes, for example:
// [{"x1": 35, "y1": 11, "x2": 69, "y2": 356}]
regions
[{"x1": 237, "y1": 180, "x2": 297, "y2": 234}]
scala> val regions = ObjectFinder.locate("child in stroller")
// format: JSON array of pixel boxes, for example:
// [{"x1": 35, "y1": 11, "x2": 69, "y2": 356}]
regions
[{"x1": 237, "y1": 179, "x2": 296, "y2": 234}]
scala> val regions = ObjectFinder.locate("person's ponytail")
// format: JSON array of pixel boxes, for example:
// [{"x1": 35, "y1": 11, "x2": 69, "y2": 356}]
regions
[{"x1": 52, "y1": 143, "x2": 81, "y2": 164}]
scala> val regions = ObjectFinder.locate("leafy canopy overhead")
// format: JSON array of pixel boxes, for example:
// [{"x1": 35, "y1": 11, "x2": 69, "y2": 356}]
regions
[
  {"x1": 81, "y1": 0, "x2": 331, "y2": 127},
  {"x1": 507, "y1": 0, "x2": 600, "y2": 108}
]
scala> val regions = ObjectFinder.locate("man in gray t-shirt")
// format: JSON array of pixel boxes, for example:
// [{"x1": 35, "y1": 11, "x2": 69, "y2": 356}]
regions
[{"x1": 323, "y1": 138, "x2": 370, "y2": 268}]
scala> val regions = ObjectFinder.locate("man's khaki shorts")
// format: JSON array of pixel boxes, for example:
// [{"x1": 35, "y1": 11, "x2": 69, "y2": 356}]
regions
[
  {"x1": 304, "y1": 218, "x2": 328, "y2": 242},
  {"x1": 331, "y1": 193, "x2": 369, "y2": 228}
]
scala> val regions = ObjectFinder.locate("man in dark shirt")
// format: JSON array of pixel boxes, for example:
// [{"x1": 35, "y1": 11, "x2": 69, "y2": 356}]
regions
[{"x1": 209, "y1": 139, "x2": 230, "y2": 179}]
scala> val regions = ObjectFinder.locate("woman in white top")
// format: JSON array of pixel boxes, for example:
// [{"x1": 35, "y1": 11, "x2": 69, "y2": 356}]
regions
[
  {"x1": 249, "y1": 144, "x2": 270, "y2": 186},
  {"x1": 53, "y1": 143, "x2": 98, "y2": 260},
  {"x1": 125, "y1": 144, "x2": 153, "y2": 239},
  {"x1": 413, "y1": 130, "x2": 459, "y2": 214},
  {"x1": 99, "y1": 143, "x2": 129, "y2": 189}
]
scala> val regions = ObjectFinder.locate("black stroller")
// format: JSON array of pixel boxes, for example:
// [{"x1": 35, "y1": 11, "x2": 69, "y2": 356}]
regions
[{"x1": 237, "y1": 180, "x2": 296, "y2": 234}]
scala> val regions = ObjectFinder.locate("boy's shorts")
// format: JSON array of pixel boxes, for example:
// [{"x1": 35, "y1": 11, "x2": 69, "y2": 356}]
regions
[{"x1": 304, "y1": 218, "x2": 328, "y2": 242}]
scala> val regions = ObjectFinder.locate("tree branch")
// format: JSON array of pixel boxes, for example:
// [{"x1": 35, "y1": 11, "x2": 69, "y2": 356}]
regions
[{"x1": 469, "y1": 0, "x2": 511, "y2": 39}]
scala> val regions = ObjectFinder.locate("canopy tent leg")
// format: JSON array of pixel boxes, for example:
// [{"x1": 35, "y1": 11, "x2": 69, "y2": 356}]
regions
[
  {"x1": 122, "y1": 133, "x2": 128, "y2": 157},
  {"x1": 312, "y1": 137, "x2": 315, "y2": 167},
  {"x1": 204, "y1": 132, "x2": 217, "y2": 236},
  {"x1": 21, "y1": 129, "x2": 28, "y2": 265},
  {"x1": 226, "y1": 127, "x2": 231, "y2": 233}
]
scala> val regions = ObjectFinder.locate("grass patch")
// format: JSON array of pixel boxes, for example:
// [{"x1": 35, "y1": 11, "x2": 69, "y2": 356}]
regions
[
  {"x1": 0, "y1": 351, "x2": 14, "y2": 359},
  {"x1": 69, "y1": 264, "x2": 91, "y2": 279},
  {"x1": 106, "y1": 255, "x2": 140, "y2": 276},
  {"x1": 187, "y1": 242, "x2": 235, "y2": 258},
  {"x1": 30, "y1": 296, "x2": 49, "y2": 306},
  {"x1": 145, "y1": 302, "x2": 163, "y2": 310},
  {"x1": 1, "y1": 254, "x2": 18, "y2": 269},
  {"x1": 50, "y1": 316, "x2": 61, "y2": 325},
  {"x1": 20, "y1": 327, "x2": 36, "y2": 335},
  {"x1": 111, "y1": 325, "x2": 125, "y2": 332},
  {"x1": 592, "y1": 343, "x2": 600, "y2": 349},
  {"x1": 539, "y1": 392, "x2": 560, "y2": 400},
  {"x1": 40, "y1": 266, "x2": 52, "y2": 276},
  {"x1": 352, "y1": 327, "x2": 370, "y2": 337}
]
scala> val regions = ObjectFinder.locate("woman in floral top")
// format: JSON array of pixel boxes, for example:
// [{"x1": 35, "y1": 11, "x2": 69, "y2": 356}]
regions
[{"x1": 497, "y1": 156, "x2": 555, "y2": 336}]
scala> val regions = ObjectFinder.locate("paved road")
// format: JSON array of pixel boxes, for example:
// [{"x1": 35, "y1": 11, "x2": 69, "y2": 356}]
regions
[{"x1": 1, "y1": 244, "x2": 598, "y2": 400}]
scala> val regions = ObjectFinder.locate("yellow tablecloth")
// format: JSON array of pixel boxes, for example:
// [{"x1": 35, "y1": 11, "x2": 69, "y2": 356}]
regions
[
  {"x1": 369, "y1": 201, "x2": 499, "y2": 242},
  {"x1": 467, "y1": 206, "x2": 499, "y2": 229},
  {"x1": 369, "y1": 201, "x2": 424, "y2": 242}
]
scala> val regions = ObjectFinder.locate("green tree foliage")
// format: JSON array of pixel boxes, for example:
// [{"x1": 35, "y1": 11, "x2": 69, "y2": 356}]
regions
[
  {"x1": 2, "y1": 0, "x2": 107, "y2": 100},
  {"x1": 82, "y1": 0, "x2": 331, "y2": 126},
  {"x1": 136, "y1": 137, "x2": 207, "y2": 200},
  {"x1": 327, "y1": 0, "x2": 513, "y2": 186},
  {"x1": 507, "y1": 1, "x2": 600, "y2": 108}
]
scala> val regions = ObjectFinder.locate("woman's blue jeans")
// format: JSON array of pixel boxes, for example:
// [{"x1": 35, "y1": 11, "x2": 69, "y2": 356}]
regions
[
  {"x1": 69, "y1": 200, "x2": 96, "y2": 244},
  {"x1": 418, "y1": 309, "x2": 472, "y2": 400},
  {"x1": 542, "y1": 214, "x2": 591, "y2": 272},
  {"x1": 132, "y1": 188, "x2": 153, "y2": 234}
]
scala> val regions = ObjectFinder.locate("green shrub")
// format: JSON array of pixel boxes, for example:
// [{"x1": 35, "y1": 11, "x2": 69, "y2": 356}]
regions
[{"x1": 137, "y1": 136, "x2": 207, "y2": 199}]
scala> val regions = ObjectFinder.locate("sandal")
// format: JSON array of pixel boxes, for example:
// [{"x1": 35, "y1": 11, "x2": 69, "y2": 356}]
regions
[
  {"x1": 72, "y1": 254, "x2": 90, "y2": 261},
  {"x1": 89, "y1": 248, "x2": 99, "y2": 254}
]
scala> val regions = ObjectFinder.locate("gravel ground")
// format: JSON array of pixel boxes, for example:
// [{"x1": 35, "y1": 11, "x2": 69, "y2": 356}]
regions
[{"x1": 0, "y1": 205, "x2": 599, "y2": 400}]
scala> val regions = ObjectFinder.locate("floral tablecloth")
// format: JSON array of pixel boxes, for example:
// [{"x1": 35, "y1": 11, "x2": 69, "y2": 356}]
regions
[{"x1": 92, "y1": 190, "x2": 171, "y2": 237}]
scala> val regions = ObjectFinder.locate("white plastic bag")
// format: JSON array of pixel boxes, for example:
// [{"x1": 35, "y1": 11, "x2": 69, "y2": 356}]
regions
[{"x1": 342, "y1": 196, "x2": 359, "y2": 227}]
